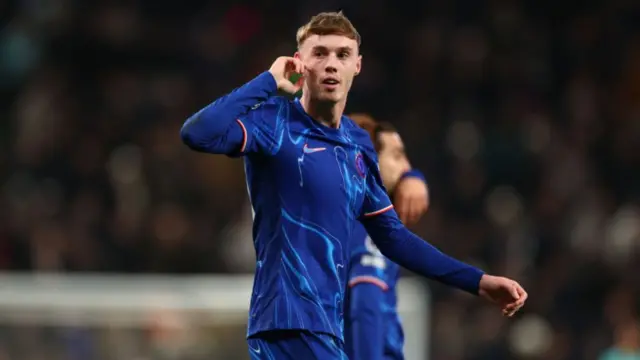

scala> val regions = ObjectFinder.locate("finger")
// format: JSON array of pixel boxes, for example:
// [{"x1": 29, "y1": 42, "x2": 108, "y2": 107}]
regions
[
  {"x1": 397, "y1": 208, "x2": 407, "y2": 224},
  {"x1": 511, "y1": 285, "x2": 527, "y2": 307},
  {"x1": 404, "y1": 198, "x2": 415, "y2": 225},
  {"x1": 396, "y1": 195, "x2": 409, "y2": 224},
  {"x1": 508, "y1": 283, "x2": 520, "y2": 301},
  {"x1": 292, "y1": 58, "x2": 304, "y2": 74},
  {"x1": 510, "y1": 304, "x2": 523, "y2": 317},
  {"x1": 411, "y1": 197, "x2": 427, "y2": 224},
  {"x1": 283, "y1": 58, "x2": 294, "y2": 72},
  {"x1": 503, "y1": 305, "x2": 520, "y2": 317},
  {"x1": 502, "y1": 307, "x2": 515, "y2": 317},
  {"x1": 517, "y1": 286, "x2": 528, "y2": 302},
  {"x1": 408, "y1": 199, "x2": 420, "y2": 225},
  {"x1": 504, "y1": 302, "x2": 519, "y2": 311},
  {"x1": 281, "y1": 83, "x2": 298, "y2": 95}
]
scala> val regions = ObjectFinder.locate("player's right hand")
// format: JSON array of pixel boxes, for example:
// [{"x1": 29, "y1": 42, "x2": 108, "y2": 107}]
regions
[
  {"x1": 478, "y1": 274, "x2": 528, "y2": 317},
  {"x1": 269, "y1": 57, "x2": 305, "y2": 94}
]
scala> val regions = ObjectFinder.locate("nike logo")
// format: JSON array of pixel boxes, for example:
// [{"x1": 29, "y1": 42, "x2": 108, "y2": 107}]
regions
[
  {"x1": 303, "y1": 144, "x2": 327, "y2": 154},
  {"x1": 249, "y1": 344, "x2": 261, "y2": 354}
]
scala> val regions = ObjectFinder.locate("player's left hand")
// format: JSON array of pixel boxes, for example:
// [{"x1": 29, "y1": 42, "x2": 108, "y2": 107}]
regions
[
  {"x1": 394, "y1": 176, "x2": 429, "y2": 225},
  {"x1": 478, "y1": 274, "x2": 528, "y2": 317}
]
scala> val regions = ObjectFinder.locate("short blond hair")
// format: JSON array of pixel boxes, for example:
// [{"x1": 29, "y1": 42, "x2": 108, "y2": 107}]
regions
[{"x1": 296, "y1": 11, "x2": 361, "y2": 48}]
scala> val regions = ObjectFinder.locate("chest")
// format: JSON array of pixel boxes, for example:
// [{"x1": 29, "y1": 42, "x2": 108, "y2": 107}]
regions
[{"x1": 272, "y1": 130, "x2": 368, "y2": 217}]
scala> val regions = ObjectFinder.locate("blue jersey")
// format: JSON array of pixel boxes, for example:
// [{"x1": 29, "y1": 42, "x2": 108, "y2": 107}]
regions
[
  {"x1": 236, "y1": 95, "x2": 391, "y2": 339},
  {"x1": 345, "y1": 224, "x2": 404, "y2": 360},
  {"x1": 344, "y1": 169, "x2": 426, "y2": 360},
  {"x1": 180, "y1": 71, "x2": 484, "y2": 342}
]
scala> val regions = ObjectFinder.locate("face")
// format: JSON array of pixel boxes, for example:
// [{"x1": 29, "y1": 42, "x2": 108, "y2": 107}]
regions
[
  {"x1": 377, "y1": 132, "x2": 411, "y2": 192},
  {"x1": 295, "y1": 34, "x2": 362, "y2": 103}
]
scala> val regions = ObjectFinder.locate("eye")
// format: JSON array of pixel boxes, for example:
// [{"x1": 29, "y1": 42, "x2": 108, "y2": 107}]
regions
[{"x1": 338, "y1": 51, "x2": 350, "y2": 59}]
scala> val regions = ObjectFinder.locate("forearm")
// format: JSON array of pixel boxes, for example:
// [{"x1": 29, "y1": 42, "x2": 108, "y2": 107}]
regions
[
  {"x1": 362, "y1": 212, "x2": 483, "y2": 294},
  {"x1": 180, "y1": 71, "x2": 277, "y2": 153},
  {"x1": 349, "y1": 283, "x2": 385, "y2": 360}
]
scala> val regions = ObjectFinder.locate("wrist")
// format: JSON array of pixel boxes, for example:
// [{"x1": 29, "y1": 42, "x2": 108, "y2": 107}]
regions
[
  {"x1": 400, "y1": 169, "x2": 426, "y2": 183},
  {"x1": 467, "y1": 267, "x2": 486, "y2": 295},
  {"x1": 262, "y1": 71, "x2": 279, "y2": 93}
]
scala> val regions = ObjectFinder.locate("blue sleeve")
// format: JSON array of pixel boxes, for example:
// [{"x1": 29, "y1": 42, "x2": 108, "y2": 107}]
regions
[
  {"x1": 348, "y1": 282, "x2": 385, "y2": 360},
  {"x1": 180, "y1": 71, "x2": 279, "y2": 156},
  {"x1": 399, "y1": 169, "x2": 426, "y2": 183},
  {"x1": 359, "y1": 151, "x2": 484, "y2": 295}
]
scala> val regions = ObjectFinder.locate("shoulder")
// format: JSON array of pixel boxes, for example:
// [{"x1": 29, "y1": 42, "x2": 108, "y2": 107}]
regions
[
  {"x1": 342, "y1": 116, "x2": 376, "y2": 155},
  {"x1": 251, "y1": 96, "x2": 290, "y2": 112},
  {"x1": 243, "y1": 96, "x2": 296, "y2": 127}
]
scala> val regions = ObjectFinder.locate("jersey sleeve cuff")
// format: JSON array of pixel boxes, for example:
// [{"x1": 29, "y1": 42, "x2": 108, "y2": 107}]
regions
[
  {"x1": 258, "y1": 71, "x2": 278, "y2": 94},
  {"x1": 348, "y1": 275, "x2": 389, "y2": 291},
  {"x1": 400, "y1": 169, "x2": 426, "y2": 183}
]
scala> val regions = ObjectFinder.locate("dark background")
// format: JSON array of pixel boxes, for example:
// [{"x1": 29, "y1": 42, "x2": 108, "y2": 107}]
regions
[{"x1": 1, "y1": 1, "x2": 640, "y2": 359}]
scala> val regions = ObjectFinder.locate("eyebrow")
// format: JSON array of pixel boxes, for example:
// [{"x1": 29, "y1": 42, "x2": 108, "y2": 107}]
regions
[{"x1": 311, "y1": 45, "x2": 353, "y2": 53}]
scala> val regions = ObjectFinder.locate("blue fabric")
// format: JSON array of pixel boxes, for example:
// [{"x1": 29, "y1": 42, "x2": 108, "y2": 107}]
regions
[
  {"x1": 361, "y1": 209, "x2": 484, "y2": 295},
  {"x1": 345, "y1": 225, "x2": 404, "y2": 359},
  {"x1": 247, "y1": 330, "x2": 347, "y2": 360},
  {"x1": 399, "y1": 169, "x2": 426, "y2": 183},
  {"x1": 180, "y1": 72, "x2": 483, "y2": 341}
]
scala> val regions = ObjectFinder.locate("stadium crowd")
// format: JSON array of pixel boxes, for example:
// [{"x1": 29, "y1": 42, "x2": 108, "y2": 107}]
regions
[{"x1": 1, "y1": 1, "x2": 639, "y2": 359}]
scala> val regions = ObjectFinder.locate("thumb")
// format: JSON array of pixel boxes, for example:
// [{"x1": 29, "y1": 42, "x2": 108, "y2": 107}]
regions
[{"x1": 280, "y1": 82, "x2": 301, "y2": 95}]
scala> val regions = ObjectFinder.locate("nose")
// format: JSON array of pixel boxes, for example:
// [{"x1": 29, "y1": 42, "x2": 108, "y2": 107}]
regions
[{"x1": 324, "y1": 54, "x2": 339, "y2": 73}]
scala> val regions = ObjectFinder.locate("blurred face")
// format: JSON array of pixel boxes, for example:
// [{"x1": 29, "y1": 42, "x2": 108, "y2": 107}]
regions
[
  {"x1": 378, "y1": 131, "x2": 411, "y2": 192},
  {"x1": 295, "y1": 34, "x2": 361, "y2": 103}
]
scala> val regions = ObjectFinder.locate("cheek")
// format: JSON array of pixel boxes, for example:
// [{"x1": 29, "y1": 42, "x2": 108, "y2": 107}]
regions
[
  {"x1": 304, "y1": 61, "x2": 320, "y2": 75},
  {"x1": 378, "y1": 158, "x2": 396, "y2": 178},
  {"x1": 342, "y1": 68, "x2": 355, "y2": 80}
]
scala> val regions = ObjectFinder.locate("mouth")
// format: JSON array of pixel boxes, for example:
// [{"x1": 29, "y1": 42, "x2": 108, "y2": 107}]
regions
[{"x1": 321, "y1": 78, "x2": 340, "y2": 90}]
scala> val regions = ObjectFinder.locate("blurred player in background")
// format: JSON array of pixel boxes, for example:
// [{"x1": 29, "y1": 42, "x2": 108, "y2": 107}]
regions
[
  {"x1": 181, "y1": 11, "x2": 527, "y2": 360},
  {"x1": 345, "y1": 113, "x2": 428, "y2": 360}
]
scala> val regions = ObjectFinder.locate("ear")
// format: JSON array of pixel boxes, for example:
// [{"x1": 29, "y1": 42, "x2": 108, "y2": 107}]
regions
[{"x1": 355, "y1": 55, "x2": 362, "y2": 76}]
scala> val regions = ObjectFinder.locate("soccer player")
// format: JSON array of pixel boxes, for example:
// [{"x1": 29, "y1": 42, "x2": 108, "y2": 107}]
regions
[
  {"x1": 180, "y1": 11, "x2": 527, "y2": 360},
  {"x1": 345, "y1": 113, "x2": 428, "y2": 360}
]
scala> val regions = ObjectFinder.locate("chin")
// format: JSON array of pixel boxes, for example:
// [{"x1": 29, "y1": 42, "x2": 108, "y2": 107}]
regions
[{"x1": 322, "y1": 92, "x2": 344, "y2": 103}]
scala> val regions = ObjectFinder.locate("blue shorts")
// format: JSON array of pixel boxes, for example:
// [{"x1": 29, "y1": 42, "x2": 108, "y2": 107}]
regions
[{"x1": 247, "y1": 330, "x2": 346, "y2": 360}]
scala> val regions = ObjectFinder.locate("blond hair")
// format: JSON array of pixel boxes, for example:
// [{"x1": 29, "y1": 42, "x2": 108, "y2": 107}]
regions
[{"x1": 296, "y1": 11, "x2": 361, "y2": 48}]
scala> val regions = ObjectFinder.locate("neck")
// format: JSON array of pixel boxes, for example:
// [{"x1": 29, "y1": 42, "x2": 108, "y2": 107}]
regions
[{"x1": 300, "y1": 93, "x2": 346, "y2": 129}]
